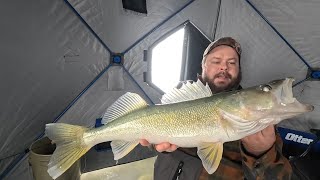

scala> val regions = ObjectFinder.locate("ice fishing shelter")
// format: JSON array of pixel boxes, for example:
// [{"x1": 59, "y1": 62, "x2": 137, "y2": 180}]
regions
[{"x1": 0, "y1": 0, "x2": 319, "y2": 179}]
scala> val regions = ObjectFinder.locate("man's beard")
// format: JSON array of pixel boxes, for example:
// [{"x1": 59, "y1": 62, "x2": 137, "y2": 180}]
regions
[{"x1": 202, "y1": 71, "x2": 242, "y2": 93}]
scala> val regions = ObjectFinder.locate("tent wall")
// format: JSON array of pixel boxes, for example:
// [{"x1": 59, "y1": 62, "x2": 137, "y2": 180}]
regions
[
  {"x1": 70, "y1": 0, "x2": 193, "y2": 53},
  {"x1": 1, "y1": 0, "x2": 319, "y2": 179},
  {"x1": 251, "y1": 0, "x2": 320, "y2": 68},
  {"x1": 0, "y1": 0, "x2": 108, "y2": 177}
]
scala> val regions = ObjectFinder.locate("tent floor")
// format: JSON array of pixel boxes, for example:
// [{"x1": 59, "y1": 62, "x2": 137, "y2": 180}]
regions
[{"x1": 80, "y1": 156, "x2": 156, "y2": 180}]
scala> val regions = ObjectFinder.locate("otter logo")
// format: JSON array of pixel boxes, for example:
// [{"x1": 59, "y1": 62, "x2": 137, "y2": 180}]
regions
[{"x1": 285, "y1": 133, "x2": 314, "y2": 145}]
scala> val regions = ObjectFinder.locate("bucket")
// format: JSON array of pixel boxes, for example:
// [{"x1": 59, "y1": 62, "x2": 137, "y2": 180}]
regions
[{"x1": 29, "y1": 137, "x2": 81, "y2": 180}]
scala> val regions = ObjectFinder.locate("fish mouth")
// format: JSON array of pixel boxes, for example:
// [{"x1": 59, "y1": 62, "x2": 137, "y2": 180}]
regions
[
  {"x1": 279, "y1": 78, "x2": 295, "y2": 104},
  {"x1": 274, "y1": 78, "x2": 314, "y2": 113}
]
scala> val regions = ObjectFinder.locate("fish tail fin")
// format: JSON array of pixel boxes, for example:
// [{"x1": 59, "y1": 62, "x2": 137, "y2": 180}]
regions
[{"x1": 45, "y1": 123, "x2": 91, "y2": 179}]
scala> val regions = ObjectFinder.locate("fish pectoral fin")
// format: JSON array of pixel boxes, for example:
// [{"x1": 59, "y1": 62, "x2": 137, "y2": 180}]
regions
[
  {"x1": 219, "y1": 109, "x2": 257, "y2": 131},
  {"x1": 197, "y1": 142, "x2": 223, "y2": 174},
  {"x1": 111, "y1": 140, "x2": 139, "y2": 160},
  {"x1": 259, "y1": 117, "x2": 274, "y2": 124}
]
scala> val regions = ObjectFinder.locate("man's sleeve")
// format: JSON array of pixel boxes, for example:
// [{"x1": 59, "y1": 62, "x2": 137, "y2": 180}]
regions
[{"x1": 240, "y1": 133, "x2": 293, "y2": 180}]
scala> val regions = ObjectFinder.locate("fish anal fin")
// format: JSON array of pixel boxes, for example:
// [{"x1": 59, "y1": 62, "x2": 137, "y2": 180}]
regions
[{"x1": 197, "y1": 142, "x2": 223, "y2": 174}]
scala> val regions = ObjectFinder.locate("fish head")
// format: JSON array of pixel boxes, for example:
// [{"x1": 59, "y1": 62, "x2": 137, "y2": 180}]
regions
[{"x1": 220, "y1": 78, "x2": 314, "y2": 124}]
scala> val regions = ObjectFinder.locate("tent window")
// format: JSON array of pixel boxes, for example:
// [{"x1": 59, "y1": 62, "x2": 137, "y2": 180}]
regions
[
  {"x1": 147, "y1": 21, "x2": 211, "y2": 93},
  {"x1": 150, "y1": 28, "x2": 185, "y2": 93}
]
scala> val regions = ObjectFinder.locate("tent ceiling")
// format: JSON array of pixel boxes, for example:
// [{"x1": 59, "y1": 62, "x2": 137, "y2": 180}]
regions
[
  {"x1": 251, "y1": 0, "x2": 320, "y2": 68},
  {"x1": 68, "y1": 0, "x2": 191, "y2": 53}
]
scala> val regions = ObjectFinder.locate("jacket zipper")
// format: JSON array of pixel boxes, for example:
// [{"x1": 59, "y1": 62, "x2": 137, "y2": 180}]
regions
[{"x1": 172, "y1": 161, "x2": 184, "y2": 180}]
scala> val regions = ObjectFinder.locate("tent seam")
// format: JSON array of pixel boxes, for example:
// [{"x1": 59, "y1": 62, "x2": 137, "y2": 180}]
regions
[
  {"x1": 212, "y1": 0, "x2": 222, "y2": 41},
  {"x1": 122, "y1": 65, "x2": 155, "y2": 105},
  {"x1": 63, "y1": 0, "x2": 113, "y2": 54}
]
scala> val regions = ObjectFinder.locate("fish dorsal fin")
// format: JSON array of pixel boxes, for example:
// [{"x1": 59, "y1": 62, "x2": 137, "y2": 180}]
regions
[
  {"x1": 102, "y1": 92, "x2": 148, "y2": 124},
  {"x1": 161, "y1": 79, "x2": 212, "y2": 104}
]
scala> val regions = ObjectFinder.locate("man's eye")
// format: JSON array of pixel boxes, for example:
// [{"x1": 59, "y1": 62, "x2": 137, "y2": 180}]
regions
[{"x1": 210, "y1": 61, "x2": 219, "y2": 64}]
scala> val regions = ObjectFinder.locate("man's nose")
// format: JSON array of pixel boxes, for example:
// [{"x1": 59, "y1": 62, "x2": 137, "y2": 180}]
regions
[{"x1": 219, "y1": 62, "x2": 228, "y2": 70}]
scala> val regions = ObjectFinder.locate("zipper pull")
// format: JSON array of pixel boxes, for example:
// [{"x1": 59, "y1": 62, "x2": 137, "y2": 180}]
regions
[{"x1": 172, "y1": 161, "x2": 184, "y2": 180}]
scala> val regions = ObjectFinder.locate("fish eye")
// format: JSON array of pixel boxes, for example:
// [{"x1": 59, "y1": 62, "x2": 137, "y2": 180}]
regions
[{"x1": 261, "y1": 84, "x2": 272, "y2": 92}]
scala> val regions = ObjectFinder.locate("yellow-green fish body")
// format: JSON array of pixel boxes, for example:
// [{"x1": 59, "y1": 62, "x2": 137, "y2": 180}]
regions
[
  {"x1": 86, "y1": 96, "x2": 224, "y2": 147},
  {"x1": 45, "y1": 78, "x2": 313, "y2": 179}
]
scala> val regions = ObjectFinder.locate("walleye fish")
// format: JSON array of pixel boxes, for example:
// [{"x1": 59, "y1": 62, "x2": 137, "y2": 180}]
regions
[{"x1": 45, "y1": 78, "x2": 313, "y2": 179}]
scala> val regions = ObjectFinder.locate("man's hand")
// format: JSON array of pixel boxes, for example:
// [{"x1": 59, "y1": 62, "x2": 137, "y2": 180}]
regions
[
  {"x1": 241, "y1": 125, "x2": 276, "y2": 157},
  {"x1": 139, "y1": 139, "x2": 178, "y2": 152}
]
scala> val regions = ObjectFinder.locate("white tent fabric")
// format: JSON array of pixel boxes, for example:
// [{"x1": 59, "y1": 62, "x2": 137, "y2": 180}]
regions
[{"x1": 0, "y1": 0, "x2": 319, "y2": 179}]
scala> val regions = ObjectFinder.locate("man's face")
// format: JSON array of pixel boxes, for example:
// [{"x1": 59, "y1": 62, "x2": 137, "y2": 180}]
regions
[{"x1": 201, "y1": 45, "x2": 241, "y2": 93}]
